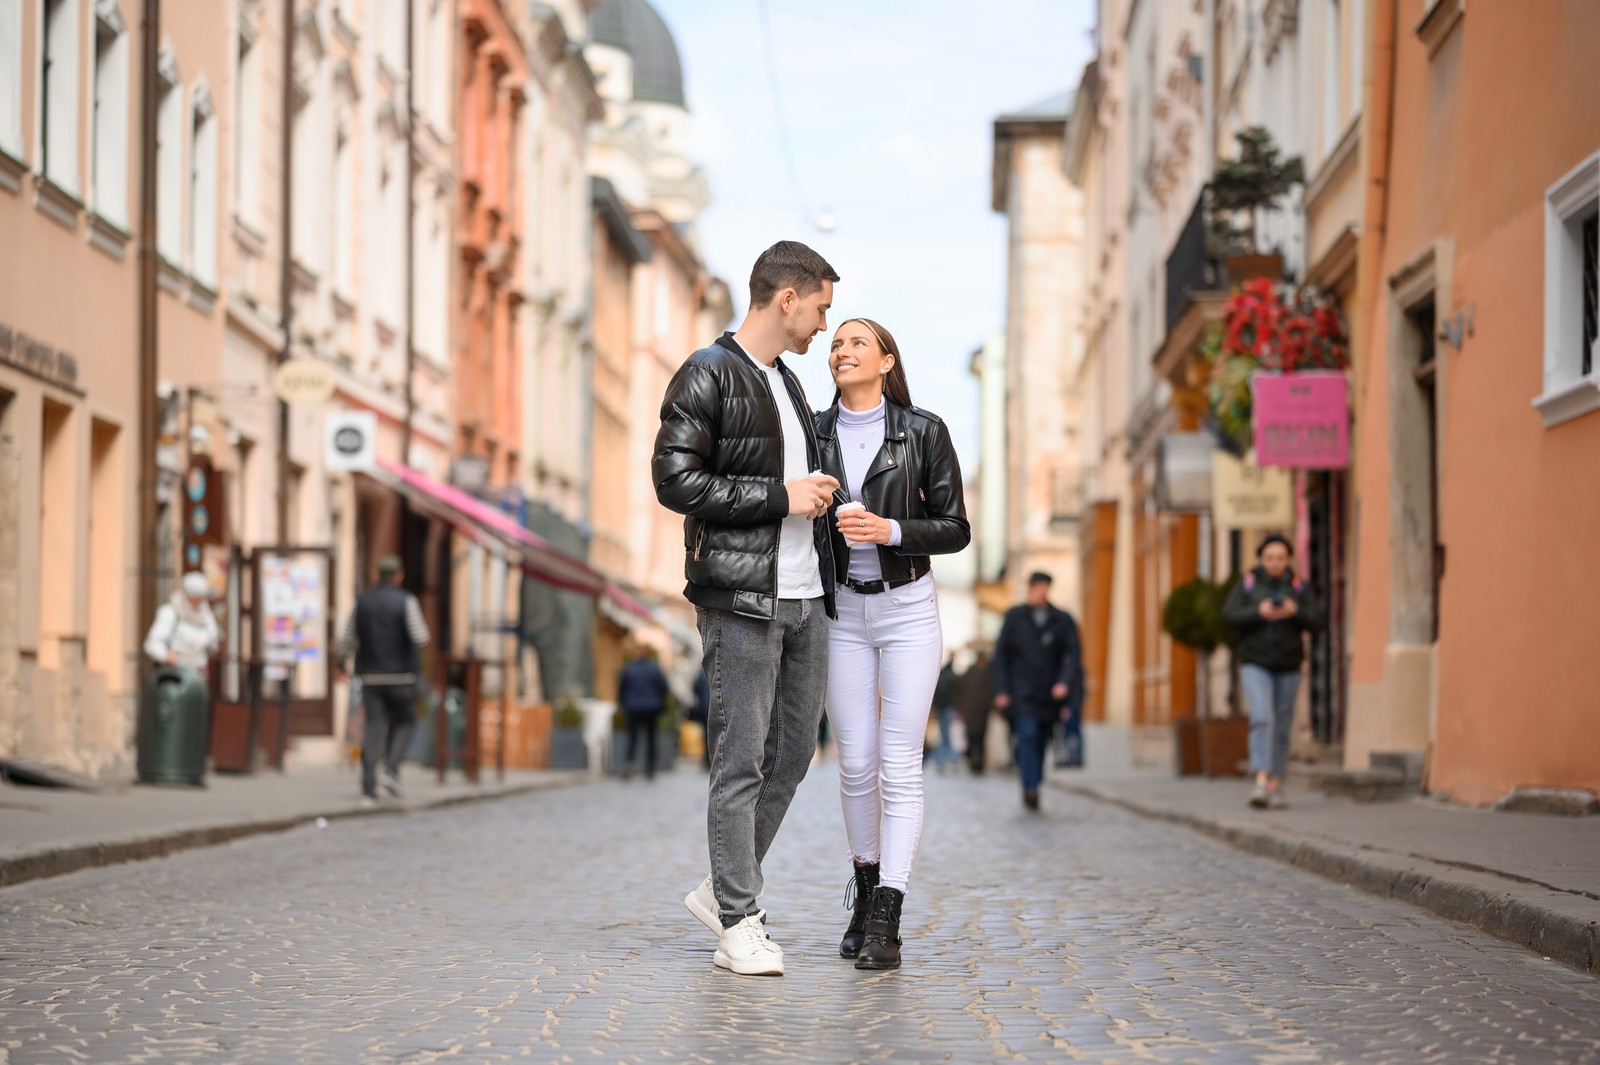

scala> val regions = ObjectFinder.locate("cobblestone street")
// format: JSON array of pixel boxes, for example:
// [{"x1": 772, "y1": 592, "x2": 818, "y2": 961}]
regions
[{"x1": 3, "y1": 764, "x2": 1599, "y2": 1064}]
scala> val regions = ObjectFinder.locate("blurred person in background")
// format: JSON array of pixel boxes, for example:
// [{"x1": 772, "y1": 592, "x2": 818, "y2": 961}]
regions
[
  {"x1": 617, "y1": 645, "x2": 671, "y2": 781},
  {"x1": 954, "y1": 648, "x2": 995, "y2": 775},
  {"x1": 1222, "y1": 535, "x2": 1324, "y2": 810},
  {"x1": 143, "y1": 571, "x2": 220, "y2": 676},
  {"x1": 337, "y1": 555, "x2": 429, "y2": 806},
  {"x1": 992, "y1": 572, "x2": 1083, "y2": 811}
]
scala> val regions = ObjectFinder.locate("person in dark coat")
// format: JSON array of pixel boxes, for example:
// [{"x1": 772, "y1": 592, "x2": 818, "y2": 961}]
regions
[
  {"x1": 617, "y1": 646, "x2": 671, "y2": 780},
  {"x1": 992, "y1": 572, "x2": 1084, "y2": 810},
  {"x1": 1222, "y1": 534, "x2": 1325, "y2": 809},
  {"x1": 953, "y1": 649, "x2": 995, "y2": 774},
  {"x1": 688, "y1": 669, "x2": 712, "y2": 769}
]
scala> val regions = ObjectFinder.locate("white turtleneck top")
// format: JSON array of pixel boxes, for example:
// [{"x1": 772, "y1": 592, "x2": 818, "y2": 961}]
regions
[{"x1": 835, "y1": 398, "x2": 904, "y2": 582}]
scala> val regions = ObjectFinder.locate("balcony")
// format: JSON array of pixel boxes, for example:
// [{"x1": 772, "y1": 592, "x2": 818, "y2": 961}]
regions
[{"x1": 1165, "y1": 188, "x2": 1225, "y2": 336}]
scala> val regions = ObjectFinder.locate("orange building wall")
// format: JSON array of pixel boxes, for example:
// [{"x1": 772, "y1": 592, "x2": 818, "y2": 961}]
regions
[{"x1": 1352, "y1": 1, "x2": 1600, "y2": 803}]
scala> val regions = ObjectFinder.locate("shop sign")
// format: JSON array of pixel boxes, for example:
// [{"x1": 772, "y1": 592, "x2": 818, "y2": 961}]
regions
[
  {"x1": 1252, "y1": 371, "x2": 1349, "y2": 468},
  {"x1": 324, "y1": 411, "x2": 377, "y2": 471},
  {"x1": 272, "y1": 357, "x2": 337, "y2": 405},
  {"x1": 1156, "y1": 433, "x2": 1214, "y2": 512},
  {"x1": 0, "y1": 322, "x2": 80, "y2": 391},
  {"x1": 1212, "y1": 450, "x2": 1294, "y2": 529},
  {"x1": 180, "y1": 456, "x2": 229, "y2": 596}
]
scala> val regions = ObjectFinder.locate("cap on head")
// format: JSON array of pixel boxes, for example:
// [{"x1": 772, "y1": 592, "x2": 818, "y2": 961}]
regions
[
  {"x1": 377, "y1": 554, "x2": 403, "y2": 578},
  {"x1": 1028, "y1": 571, "x2": 1054, "y2": 587},
  {"x1": 181, "y1": 572, "x2": 209, "y2": 600}
]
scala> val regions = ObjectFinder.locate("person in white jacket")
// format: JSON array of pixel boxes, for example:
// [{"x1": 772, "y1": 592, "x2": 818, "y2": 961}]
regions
[{"x1": 143, "y1": 572, "x2": 221, "y2": 674}]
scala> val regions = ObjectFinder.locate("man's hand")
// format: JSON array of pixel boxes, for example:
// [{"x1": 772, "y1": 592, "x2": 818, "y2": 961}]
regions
[
  {"x1": 1258, "y1": 600, "x2": 1283, "y2": 621},
  {"x1": 785, "y1": 473, "x2": 839, "y2": 518},
  {"x1": 993, "y1": 693, "x2": 1011, "y2": 710},
  {"x1": 1051, "y1": 682, "x2": 1069, "y2": 702},
  {"x1": 1278, "y1": 597, "x2": 1299, "y2": 618}
]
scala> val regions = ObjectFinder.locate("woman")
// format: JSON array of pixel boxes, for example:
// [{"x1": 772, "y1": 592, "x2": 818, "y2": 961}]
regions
[
  {"x1": 816, "y1": 318, "x2": 970, "y2": 970},
  {"x1": 1222, "y1": 535, "x2": 1325, "y2": 809}
]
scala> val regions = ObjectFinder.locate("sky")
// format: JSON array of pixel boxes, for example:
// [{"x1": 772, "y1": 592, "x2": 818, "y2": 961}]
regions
[{"x1": 651, "y1": 0, "x2": 1097, "y2": 463}]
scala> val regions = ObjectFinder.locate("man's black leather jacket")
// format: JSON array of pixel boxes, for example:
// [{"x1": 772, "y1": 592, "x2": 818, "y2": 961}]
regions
[
  {"x1": 652, "y1": 333, "x2": 837, "y2": 620},
  {"x1": 814, "y1": 399, "x2": 970, "y2": 586}
]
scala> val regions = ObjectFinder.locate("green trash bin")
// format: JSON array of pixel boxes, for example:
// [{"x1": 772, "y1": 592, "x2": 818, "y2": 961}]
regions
[{"x1": 136, "y1": 666, "x2": 211, "y2": 786}]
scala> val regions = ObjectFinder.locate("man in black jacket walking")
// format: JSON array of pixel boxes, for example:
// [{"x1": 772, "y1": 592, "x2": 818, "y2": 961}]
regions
[
  {"x1": 653, "y1": 240, "x2": 840, "y2": 976},
  {"x1": 992, "y1": 572, "x2": 1084, "y2": 810},
  {"x1": 337, "y1": 555, "x2": 430, "y2": 805}
]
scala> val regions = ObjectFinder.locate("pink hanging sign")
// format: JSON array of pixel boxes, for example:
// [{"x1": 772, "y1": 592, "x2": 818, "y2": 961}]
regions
[{"x1": 1252, "y1": 371, "x2": 1349, "y2": 469}]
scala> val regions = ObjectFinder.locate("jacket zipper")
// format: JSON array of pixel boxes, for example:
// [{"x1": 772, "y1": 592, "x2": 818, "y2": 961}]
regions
[
  {"x1": 693, "y1": 522, "x2": 706, "y2": 561},
  {"x1": 903, "y1": 439, "x2": 918, "y2": 580}
]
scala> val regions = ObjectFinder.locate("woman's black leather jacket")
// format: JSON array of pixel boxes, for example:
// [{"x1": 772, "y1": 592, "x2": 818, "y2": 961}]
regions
[{"x1": 814, "y1": 400, "x2": 970, "y2": 587}]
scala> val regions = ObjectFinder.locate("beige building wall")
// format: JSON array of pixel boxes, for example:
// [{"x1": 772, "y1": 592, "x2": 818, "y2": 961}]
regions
[{"x1": 993, "y1": 100, "x2": 1086, "y2": 614}]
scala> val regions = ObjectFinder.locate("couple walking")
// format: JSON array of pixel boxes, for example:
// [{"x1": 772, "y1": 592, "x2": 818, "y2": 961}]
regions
[{"x1": 653, "y1": 241, "x2": 970, "y2": 975}]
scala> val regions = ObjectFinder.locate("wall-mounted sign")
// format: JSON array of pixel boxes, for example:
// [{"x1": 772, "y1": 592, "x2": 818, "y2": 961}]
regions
[
  {"x1": 1253, "y1": 371, "x2": 1350, "y2": 469},
  {"x1": 0, "y1": 322, "x2": 80, "y2": 392},
  {"x1": 273, "y1": 357, "x2": 337, "y2": 405},
  {"x1": 180, "y1": 455, "x2": 227, "y2": 585},
  {"x1": 1212, "y1": 450, "x2": 1294, "y2": 529},
  {"x1": 324, "y1": 411, "x2": 377, "y2": 472},
  {"x1": 1156, "y1": 433, "x2": 1214, "y2": 512}
]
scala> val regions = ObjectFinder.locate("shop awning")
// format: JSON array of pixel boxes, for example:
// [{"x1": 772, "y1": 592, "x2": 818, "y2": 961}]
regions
[{"x1": 370, "y1": 457, "x2": 609, "y2": 598}]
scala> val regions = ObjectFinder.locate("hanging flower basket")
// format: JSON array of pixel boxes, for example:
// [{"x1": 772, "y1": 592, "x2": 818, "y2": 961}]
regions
[{"x1": 1202, "y1": 279, "x2": 1350, "y2": 455}]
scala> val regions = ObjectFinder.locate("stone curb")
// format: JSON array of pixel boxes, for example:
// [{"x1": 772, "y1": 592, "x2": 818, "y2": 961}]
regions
[
  {"x1": 0, "y1": 773, "x2": 586, "y2": 891},
  {"x1": 1052, "y1": 779, "x2": 1599, "y2": 975}
]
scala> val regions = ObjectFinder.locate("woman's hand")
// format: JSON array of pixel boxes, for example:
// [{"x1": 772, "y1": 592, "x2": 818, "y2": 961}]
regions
[{"x1": 837, "y1": 508, "x2": 893, "y2": 545}]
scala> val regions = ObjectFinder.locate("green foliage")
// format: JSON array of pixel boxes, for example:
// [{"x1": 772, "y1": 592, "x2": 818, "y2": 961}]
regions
[
  {"x1": 1162, "y1": 575, "x2": 1240, "y2": 655},
  {"x1": 1207, "y1": 127, "x2": 1306, "y2": 256},
  {"x1": 553, "y1": 697, "x2": 582, "y2": 730}
]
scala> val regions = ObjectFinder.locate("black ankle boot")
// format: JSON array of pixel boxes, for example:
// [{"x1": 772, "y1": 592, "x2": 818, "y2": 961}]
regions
[
  {"x1": 854, "y1": 885, "x2": 904, "y2": 970},
  {"x1": 839, "y1": 861, "x2": 879, "y2": 958}
]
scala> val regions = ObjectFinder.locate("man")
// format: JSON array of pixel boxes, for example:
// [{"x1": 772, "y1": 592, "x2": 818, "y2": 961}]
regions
[
  {"x1": 953, "y1": 648, "x2": 995, "y2": 775},
  {"x1": 653, "y1": 240, "x2": 840, "y2": 976},
  {"x1": 143, "y1": 571, "x2": 221, "y2": 675},
  {"x1": 616, "y1": 645, "x2": 670, "y2": 781},
  {"x1": 930, "y1": 655, "x2": 959, "y2": 770},
  {"x1": 337, "y1": 555, "x2": 430, "y2": 805},
  {"x1": 992, "y1": 572, "x2": 1084, "y2": 810}
]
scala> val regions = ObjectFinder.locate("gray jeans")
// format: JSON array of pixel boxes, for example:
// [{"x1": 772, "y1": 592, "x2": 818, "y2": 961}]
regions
[
  {"x1": 698, "y1": 598, "x2": 828, "y2": 927},
  {"x1": 360, "y1": 683, "x2": 417, "y2": 797}
]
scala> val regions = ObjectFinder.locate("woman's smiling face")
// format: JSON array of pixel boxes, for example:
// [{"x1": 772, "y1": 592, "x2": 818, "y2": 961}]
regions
[{"x1": 829, "y1": 321, "x2": 892, "y2": 390}]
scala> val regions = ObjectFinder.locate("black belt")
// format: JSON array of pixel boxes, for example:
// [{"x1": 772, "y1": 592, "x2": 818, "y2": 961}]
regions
[{"x1": 843, "y1": 576, "x2": 918, "y2": 596}]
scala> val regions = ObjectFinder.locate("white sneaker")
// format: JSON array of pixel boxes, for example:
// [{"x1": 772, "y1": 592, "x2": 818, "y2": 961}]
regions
[
  {"x1": 714, "y1": 914, "x2": 785, "y2": 976},
  {"x1": 684, "y1": 875, "x2": 767, "y2": 939},
  {"x1": 684, "y1": 875, "x2": 722, "y2": 937}
]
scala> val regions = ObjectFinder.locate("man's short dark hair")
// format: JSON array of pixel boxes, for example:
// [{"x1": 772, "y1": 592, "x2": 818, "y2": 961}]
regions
[
  {"x1": 749, "y1": 240, "x2": 840, "y2": 309},
  {"x1": 1028, "y1": 571, "x2": 1054, "y2": 586}
]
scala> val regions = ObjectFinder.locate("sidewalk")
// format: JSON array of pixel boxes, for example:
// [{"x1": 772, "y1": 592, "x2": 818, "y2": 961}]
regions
[
  {"x1": 1048, "y1": 767, "x2": 1600, "y2": 975},
  {"x1": 0, "y1": 762, "x2": 584, "y2": 889}
]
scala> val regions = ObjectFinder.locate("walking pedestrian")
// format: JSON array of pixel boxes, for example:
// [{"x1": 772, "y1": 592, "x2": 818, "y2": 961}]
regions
[
  {"x1": 929, "y1": 656, "x2": 960, "y2": 771},
  {"x1": 336, "y1": 555, "x2": 430, "y2": 806},
  {"x1": 954, "y1": 649, "x2": 995, "y2": 775},
  {"x1": 992, "y1": 573, "x2": 1084, "y2": 811},
  {"x1": 143, "y1": 571, "x2": 221, "y2": 675},
  {"x1": 687, "y1": 669, "x2": 712, "y2": 770},
  {"x1": 653, "y1": 240, "x2": 841, "y2": 977},
  {"x1": 816, "y1": 316, "x2": 970, "y2": 970},
  {"x1": 1221, "y1": 534, "x2": 1325, "y2": 809},
  {"x1": 616, "y1": 646, "x2": 670, "y2": 780}
]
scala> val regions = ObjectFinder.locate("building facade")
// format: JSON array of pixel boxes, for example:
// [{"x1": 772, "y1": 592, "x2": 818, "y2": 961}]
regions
[
  {"x1": 1347, "y1": 0, "x2": 1600, "y2": 803},
  {"x1": 990, "y1": 95, "x2": 1087, "y2": 616}
]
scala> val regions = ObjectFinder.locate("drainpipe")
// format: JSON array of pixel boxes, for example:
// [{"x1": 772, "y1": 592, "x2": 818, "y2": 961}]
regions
[
  {"x1": 1354, "y1": 0, "x2": 1398, "y2": 416},
  {"x1": 276, "y1": 0, "x2": 294, "y2": 545},
  {"x1": 137, "y1": 0, "x2": 161, "y2": 638},
  {"x1": 400, "y1": 0, "x2": 417, "y2": 468}
]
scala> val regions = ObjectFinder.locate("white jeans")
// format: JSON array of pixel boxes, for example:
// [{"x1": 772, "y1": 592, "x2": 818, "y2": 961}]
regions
[{"x1": 826, "y1": 574, "x2": 943, "y2": 892}]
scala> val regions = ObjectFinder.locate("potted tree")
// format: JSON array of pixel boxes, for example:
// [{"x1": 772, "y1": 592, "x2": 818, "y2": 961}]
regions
[
  {"x1": 1207, "y1": 126, "x2": 1304, "y2": 285},
  {"x1": 1162, "y1": 575, "x2": 1245, "y2": 777}
]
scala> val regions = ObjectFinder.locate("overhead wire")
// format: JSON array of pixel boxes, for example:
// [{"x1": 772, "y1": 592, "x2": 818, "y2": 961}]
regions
[{"x1": 755, "y1": 0, "x2": 815, "y2": 229}]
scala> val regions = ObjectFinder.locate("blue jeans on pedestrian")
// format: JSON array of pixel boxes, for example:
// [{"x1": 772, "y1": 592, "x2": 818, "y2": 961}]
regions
[
  {"x1": 935, "y1": 705, "x2": 959, "y2": 766},
  {"x1": 1012, "y1": 714, "x2": 1047, "y2": 795},
  {"x1": 1241, "y1": 663, "x2": 1300, "y2": 778}
]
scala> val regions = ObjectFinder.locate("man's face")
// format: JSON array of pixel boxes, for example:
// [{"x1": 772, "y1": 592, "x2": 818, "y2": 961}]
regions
[
  {"x1": 781, "y1": 279, "x2": 832, "y2": 355},
  {"x1": 1025, "y1": 581, "x2": 1050, "y2": 608}
]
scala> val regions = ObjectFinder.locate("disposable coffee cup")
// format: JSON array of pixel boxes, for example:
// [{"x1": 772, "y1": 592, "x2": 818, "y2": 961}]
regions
[{"x1": 836, "y1": 500, "x2": 866, "y2": 518}]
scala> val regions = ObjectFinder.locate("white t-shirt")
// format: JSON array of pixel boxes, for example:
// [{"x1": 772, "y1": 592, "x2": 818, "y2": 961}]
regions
[{"x1": 754, "y1": 358, "x2": 824, "y2": 600}]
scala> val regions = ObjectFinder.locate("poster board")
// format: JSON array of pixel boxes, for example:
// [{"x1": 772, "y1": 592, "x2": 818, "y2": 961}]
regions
[{"x1": 256, "y1": 548, "x2": 331, "y2": 702}]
